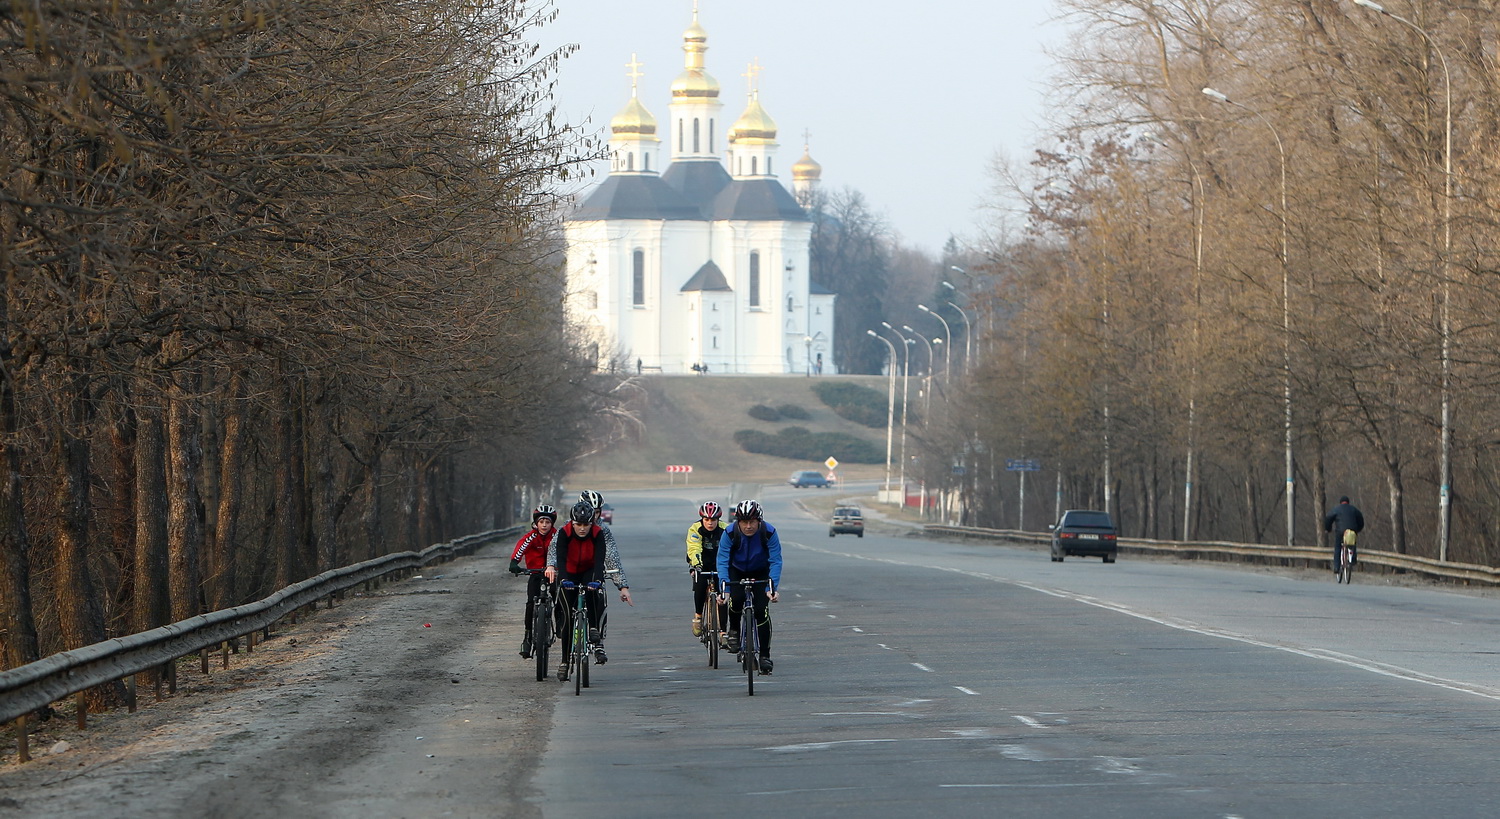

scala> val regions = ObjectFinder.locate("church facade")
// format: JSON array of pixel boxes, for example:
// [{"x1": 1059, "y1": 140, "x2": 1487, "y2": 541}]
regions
[{"x1": 563, "y1": 10, "x2": 833, "y2": 375}]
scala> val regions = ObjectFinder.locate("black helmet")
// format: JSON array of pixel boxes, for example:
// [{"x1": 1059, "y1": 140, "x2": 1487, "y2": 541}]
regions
[
  {"x1": 570, "y1": 500, "x2": 595, "y2": 525},
  {"x1": 533, "y1": 503, "x2": 557, "y2": 522},
  {"x1": 733, "y1": 499, "x2": 763, "y2": 521},
  {"x1": 580, "y1": 490, "x2": 604, "y2": 510}
]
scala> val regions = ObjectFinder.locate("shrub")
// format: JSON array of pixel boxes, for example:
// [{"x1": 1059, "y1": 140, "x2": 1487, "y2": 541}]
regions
[
  {"x1": 747, "y1": 404, "x2": 781, "y2": 422},
  {"x1": 732, "y1": 427, "x2": 883, "y2": 463},
  {"x1": 777, "y1": 403, "x2": 810, "y2": 420},
  {"x1": 812, "y1": 381, "x2": 889, "y2": 428}
]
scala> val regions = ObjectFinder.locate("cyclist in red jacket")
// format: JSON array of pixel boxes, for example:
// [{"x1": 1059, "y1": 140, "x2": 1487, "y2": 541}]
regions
[{"x1": 509, "y1": 504, "x2": 557, "y2": 660}]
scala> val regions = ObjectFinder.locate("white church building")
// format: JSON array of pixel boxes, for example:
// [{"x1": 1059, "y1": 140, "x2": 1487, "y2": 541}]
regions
[{"x1": 563, "y1": 10, "x2": 835, "y2": 375}]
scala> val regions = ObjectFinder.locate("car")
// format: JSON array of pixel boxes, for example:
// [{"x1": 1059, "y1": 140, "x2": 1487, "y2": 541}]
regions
[
  {"x1": 829, "y1": 506, "x2": 864, "y2": 538},
  {"x1": 1049, "y1": 509, "x2": 1118, "y2": 563},
  {"x1": 788, "y1": 470, "x2": 830, "y2": 489},
  {"x1": 599, "y1": 503, "x2": 614, "y2": 524}
]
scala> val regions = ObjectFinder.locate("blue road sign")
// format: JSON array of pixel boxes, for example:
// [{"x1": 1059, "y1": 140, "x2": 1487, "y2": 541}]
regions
[{"x1": 1005, "y1": 458, "x2": 1042, "y2": 472}]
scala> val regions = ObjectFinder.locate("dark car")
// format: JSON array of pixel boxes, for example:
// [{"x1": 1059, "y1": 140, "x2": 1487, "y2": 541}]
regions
[
  {"x1": 1049, "y1": 509, "x2": 1118, "y2": 563},
  {"x1": 829, "y1": 506, "x2": 864, "y2": 538},
  {"x1": 788, "y1": 470, "x2": 829, "y2": 489},
  {"x1": 599, "y1": 503, "x2": 614, "y2": 524}
]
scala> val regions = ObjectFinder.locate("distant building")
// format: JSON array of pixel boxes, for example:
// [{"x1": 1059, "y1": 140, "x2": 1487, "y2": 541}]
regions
[{"x1": 563, "y1": 9, "x2": 833, "y2": 375}]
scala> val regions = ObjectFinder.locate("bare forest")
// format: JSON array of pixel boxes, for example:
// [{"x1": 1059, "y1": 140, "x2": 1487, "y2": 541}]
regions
[
  {"x1": 923, "y1": 0, "x2": 1500, "y2": 567},
  {"x1": 0, "y1": 0, "x2": 605, "y2": 692}
]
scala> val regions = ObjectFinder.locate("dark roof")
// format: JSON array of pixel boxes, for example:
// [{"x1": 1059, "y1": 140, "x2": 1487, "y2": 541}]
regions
[
  {"x1": 568, "y1": 175, "x2": 701, "y2": 221},
  {"x1": 680, "y1": 261, "x2": 732, "y2": 292},
  {"x1": 809, "y1": 280, "x2": 835, "y2": 295},
  {"x1": 711, "y1": 178, "x2": 809, "y2": 222},
  {"x1": 661, "y1": 160, "x2": 732, "y2": 212}
]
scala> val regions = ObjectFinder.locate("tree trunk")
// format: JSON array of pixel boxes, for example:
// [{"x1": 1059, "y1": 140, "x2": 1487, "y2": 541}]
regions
[
  {"x1": 134, "y1": 398, "x2": 171, "y2": 635},
  {"x1": 1386, "y1": 457, "x2": 1408, "y2": 555},
  {"x1": 273, "y1": 377, "x2": 306, "y2": 589},
  {"x1": 104, "y1": 402, "x2": 138, "y2": 636},
  {"x1": 0, "y1": 349, "x2": 38, "y2": 672},
  {"x1": 166, "y1": 362, "x2": 205, "y2": 622},
  {"x1": 211, "y1": 370, "x2": 248, "y2": 608}
]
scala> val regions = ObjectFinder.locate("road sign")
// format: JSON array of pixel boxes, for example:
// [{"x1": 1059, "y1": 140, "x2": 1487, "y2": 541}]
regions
[
  {"x1": 824, "y1": 457, "x2": 839, "y2": 470},
  {"x1": 666, "y1": 465, "x2": 694, "y2": 473},
  {"x1": 1005, "y1": 458, "x2": 1042, "y2": 472}
]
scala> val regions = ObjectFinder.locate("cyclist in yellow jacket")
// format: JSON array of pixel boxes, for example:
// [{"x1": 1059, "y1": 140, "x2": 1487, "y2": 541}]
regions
[{"x1": 685, "y1": 501, "x2": 727, "y2": 638}]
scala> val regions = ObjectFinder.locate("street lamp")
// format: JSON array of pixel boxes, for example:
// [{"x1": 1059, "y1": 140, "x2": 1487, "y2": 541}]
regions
[
  {"x1": 804, "y1": 335, "x2": 813, "y2": 378},
  {"x1": 881, "y1": 321, "x2": 913, "y2": 500},
  {"x1": 1352, "y1": 0, "x2": 1454, "y2": 561},
  {"x1": 943, "y1": 274, "x2": 975, "y2": 370},
  {"x1": 866, "y1": 329, "x2": 897, "y2": 496},
  {"x1": 1203, "y1": 85, "x2": 1296, "y2": 549},
  {"x1": 917, "y1": 304, "x2": 952, "y2": 378},
  {"x1": 902, "y1": 325, "x2": 935, "y2": 419}
]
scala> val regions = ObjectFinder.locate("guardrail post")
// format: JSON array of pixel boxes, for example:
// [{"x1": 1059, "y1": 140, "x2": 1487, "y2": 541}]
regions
[
  {"x1": 222, "y1": 640, "x2": 230, "y2": 669},
  {"x1": 200, "y1": 648, "x2": 209, "y2": 676},
  {"x1": 16, "y1": 715, "x2": 28, "y2": 763},
  {"x1": 127, "y1": 675, "x2": 138, "y2": 713},
  {"x1": 76, "y1": 692, "x2": 87, "y2": 729},
  {"x1": 167, "y1": 658, "x2": 177, "y2": 695}
]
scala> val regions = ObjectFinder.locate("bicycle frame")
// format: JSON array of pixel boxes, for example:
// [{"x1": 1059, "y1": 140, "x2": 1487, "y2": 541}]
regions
[
  {"x1": 698, "y1": 569, "x2": 721, "y2": 668},
  {"x1": 730, "y1": 577, "x2": 770, "y2": 695},
  {"x1": 559, "y1": 579, "x2": 602, "y2": 694}
]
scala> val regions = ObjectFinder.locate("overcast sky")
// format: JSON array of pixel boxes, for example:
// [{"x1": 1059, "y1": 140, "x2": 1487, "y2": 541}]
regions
[{"x1": 535, "y1": 0, "x2": 1068, "y2": 255}]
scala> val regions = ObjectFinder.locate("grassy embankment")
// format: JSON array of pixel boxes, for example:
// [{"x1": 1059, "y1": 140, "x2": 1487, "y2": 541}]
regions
[{"x1": 568, "y1": 374, "x2": 893, "y2": 491}]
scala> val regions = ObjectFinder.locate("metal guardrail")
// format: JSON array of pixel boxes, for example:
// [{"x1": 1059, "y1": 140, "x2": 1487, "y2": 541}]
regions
[
  {"x1": 923, "y1": 524, "x2": 1500, "y2": 586},
  {"x1": 0, "y1": 528, "x2": 518, "y2": 729}
]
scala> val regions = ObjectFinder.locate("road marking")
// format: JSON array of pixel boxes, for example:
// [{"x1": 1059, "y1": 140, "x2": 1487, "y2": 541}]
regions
[
  {"x1": 876, "y1": 643, "x2": 896, "y2": 651},
  {"x1": 954, "y1": 686, "x2": 979, "y2": 695},
  {"x1": 745, "y1": 787, "x2": 863, "y2": 796},
  {"x1": 787, "y1": 540, "x2": 1500, "y2": 703},
  {"x1": 1013, "y1": 715, "x2": 1046, "y2": 729},
  {"x1": 812, "y1": 712, "x2": 920, "y2": 717},
  {"x1": 940, "y1": 783, "x2": 1115, "y2": 789},
  {"x1": 852, "y1": 627, "x2": 864, "y2": 633},
  {"x1": 912, "y1": 663, "x2": 933, "y2": 672}
]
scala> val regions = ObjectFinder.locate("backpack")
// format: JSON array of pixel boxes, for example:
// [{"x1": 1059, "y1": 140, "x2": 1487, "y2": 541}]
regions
[{"x1": 1342, "y1": 529, "x2": 1358, "y2": 547}]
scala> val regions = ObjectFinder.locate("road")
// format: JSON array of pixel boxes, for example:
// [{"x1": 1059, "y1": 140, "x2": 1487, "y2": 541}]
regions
[{"x1": 7, "y1": 484, "x2": 1500, "y2": 818}]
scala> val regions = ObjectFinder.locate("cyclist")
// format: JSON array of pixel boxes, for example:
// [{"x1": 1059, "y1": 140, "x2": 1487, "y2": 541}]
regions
[
  {"x1": 686, "y1": 501, "x2": 728, "y2": 638},
  {"x1": 509, "y1": 503, "x2": 558, "y2": 660},
  {"x1": 1323, "y1": 495, "x2": 1365, "y2": 574},
  {"x1": 717, "y1": 499, "x2": 781, "y2": 674},
  {"x1": 546, "y1": 500, "x2": 632, "y2": 678}
]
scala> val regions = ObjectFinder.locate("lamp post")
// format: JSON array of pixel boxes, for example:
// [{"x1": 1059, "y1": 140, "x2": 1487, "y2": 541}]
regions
[
  {"x1": 1352, "y1": 0, "x2": 1454, "y2": 560},
  {"x1": 866, "y1": 330, "x2": 897, "y2": 496},
  {"x1": 902, "y1": 325, "x2": 935, "y2": 419},
  {"x1": 882, "y1": 321, "x2": 913, "y2": 502},
  {"x1": 944, "y1": 272, "x2": 975, "y2": 370},
  {"x1": 1203, "y1": 86, "x2": 1295, "y2": 549},
  {"x1": 917, "y1": 304, "x2": 952, "y2": 378},
  {"x1": 804, "y1": 335, "x2": 813, "y2": 378}
]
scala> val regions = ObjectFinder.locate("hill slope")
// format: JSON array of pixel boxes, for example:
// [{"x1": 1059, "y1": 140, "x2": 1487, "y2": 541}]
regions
[{"x1": 567, "y1": 375, "x2": 893, "y2": 490}]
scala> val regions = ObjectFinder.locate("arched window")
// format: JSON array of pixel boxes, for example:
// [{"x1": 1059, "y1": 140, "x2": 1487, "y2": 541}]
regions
[
  {"x1": 786, "y1": 347, "x2": 793, "y2": 364},
  {"x1": 749, "y1": 252, "x2": 761, "y2": 308},
  {"x1": 768, "y1": 157, "x2": 773, "y2": 175},
  {"x1": 585, "y1": 291, "x2": 598, "y2": 309},
  {"x1": 693, "y1": 118, "x2": 700, "y2": 153},
  {"x1": 678, "y1": 119, "x2": 684, "y2": 152},
  {"x1": 643, "y1": 153, "x2": 650, "y2": 171},
  {"x1": 627, "y1": 152, "x2": 634, "y2": 171},
  {"x1": 712, "y1": 335, "x2": 719, "y2": 349},
  {"x1": 709, "y1": 120, "x2": 715, "y2": 152},
  {"x1": 751, "y1": 156, "x2": 758, "y2": 176},
  {"x1": 632, "y1": 250, "x2": 645, "y2": 307}
]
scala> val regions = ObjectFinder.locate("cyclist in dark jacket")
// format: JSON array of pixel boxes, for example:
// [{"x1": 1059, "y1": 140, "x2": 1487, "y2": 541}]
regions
[
  {"x1": 717, "y1": 499, "x2": 782, "y2": 674},
  {"x1": 1323, "y1": 496, "x2": 1365, "y2": 574}
]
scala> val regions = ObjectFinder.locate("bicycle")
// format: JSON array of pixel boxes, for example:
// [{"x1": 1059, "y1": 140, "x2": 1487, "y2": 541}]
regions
[
  {"x1": 520, "y1": 570, "x2": 556, "y2": 681},
  {"x1": 1335, "y1": 530, "x2": 1357, "y2": 585},
  {"x1": 726, "y1": 578, "x2": 771, "y2": 696},
  {"x1": 558, "y1": 579, "x2": 602, "y2": 695},
  {"x1": 695, "y1": 568, "x2": 723, "y2": 669}
]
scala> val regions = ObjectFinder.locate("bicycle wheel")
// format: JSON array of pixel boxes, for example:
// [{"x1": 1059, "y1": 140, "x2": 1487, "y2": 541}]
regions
[
  {"x1": 705, "y1": 599, "x2": 719, "y2": 668},
  {"x1": 533, "y1": 594, "x2": 551, "y2": 682},
  {"x1": 1340, "y1": 548, "x2": 1352, "y2": 584},
  {"x1": 741, "y1": 603, "x2": 757, "y2": 696},
  {"x1": 573, "y1": 609, "x2": 587, "y2": 696}
]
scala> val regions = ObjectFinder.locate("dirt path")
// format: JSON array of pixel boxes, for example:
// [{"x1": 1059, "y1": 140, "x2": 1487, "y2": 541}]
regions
[{"x1": 0, "y1": 547, "x2": 554, "y2": 818}]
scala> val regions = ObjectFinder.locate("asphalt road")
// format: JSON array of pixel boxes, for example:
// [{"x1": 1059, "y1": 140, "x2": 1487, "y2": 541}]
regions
[{"x1": 535, "y1": 485, "x2": 1500, "y2": 818}]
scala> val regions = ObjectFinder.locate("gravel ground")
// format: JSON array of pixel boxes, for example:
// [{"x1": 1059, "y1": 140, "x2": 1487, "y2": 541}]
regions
[{"x1": 0, "y1": 547, "x2": 552, "y2": 818}]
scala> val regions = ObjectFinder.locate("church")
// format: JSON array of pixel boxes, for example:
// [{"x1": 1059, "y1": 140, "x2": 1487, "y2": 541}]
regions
[{"x1": 563, "y1": 9, "x2": 835, "y2": 375}]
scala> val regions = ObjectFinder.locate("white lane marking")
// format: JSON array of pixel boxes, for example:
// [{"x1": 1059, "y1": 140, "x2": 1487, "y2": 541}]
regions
[
  {"x1": 1013, "y1": 715, "x2": 1046, "y2": 729},
  {"x1": 940, "y1": 783, "x2": 1116, "y2": 789},
  {"x1": 954, "y1": 686, "x2": 980, "y2": 695},
  {"x1": 765, "y1": 736, "x2": 977, "y2": 752},
  {"x1": 894, "y1": 698, "x2": 931, "y2": 706},
  {"x1": 787, "y1": 541, "x2": 1500, "y2": 703},
  {"x1": 745, "y1": 787, "x2": 863, "y2": 796},
  {"x1": 827, "y1": 614, "x2": 838, "y2": 619},
  {"x1": 876, "y1": 643, "x2": 896, "y2": 651},
  {"x1": 852, "y1": 627, "x2": 864, "y2": 633},
  {"x1": 912, "y1": 663, "x2": 933, "y2": 672},
  {"x1": 812, "y1": 712, "x2": 922, "y2": 717}
]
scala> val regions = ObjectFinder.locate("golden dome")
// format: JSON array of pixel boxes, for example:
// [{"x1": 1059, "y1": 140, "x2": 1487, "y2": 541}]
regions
[
  {"x1": 792, "y1": 146, "x2": 822, "y2": 180},
  {"x1": 610, "y1": 96, "x2": 658, "y2": 137},
  {"x1": 671, "y1": 68, "x2": 720, "y2": 100},
  {"x1": 683, "y1": 15, "x2": 707, "y2": 44},
  {"x1": 729, "y1": 97, "x2": 777, "y2": 143}
]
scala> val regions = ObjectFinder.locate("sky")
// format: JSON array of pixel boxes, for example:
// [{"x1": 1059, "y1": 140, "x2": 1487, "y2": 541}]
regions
[{"x1": 534, "y1": 0, "x2": 1069, "y2": 255}]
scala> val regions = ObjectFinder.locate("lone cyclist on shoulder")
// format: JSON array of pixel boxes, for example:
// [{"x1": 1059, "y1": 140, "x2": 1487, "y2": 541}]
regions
[
  {"x1": 718, "y1": 499, "x2": 781, "y2": 674},
  {"x1": 1323, "y1": 495, "x2": 1365, "y2": 575}
]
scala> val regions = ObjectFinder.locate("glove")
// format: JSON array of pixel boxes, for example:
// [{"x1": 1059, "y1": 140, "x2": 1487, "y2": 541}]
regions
[{"x1": 508, "y1": 559, "x2": 522, "y2": 575}]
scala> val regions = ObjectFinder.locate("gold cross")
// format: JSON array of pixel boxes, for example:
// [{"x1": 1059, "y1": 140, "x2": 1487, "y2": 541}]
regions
[
  {"x1": 802, "y1": 129, "x2": 812, "y2": 150},
  {"x1": 626, "y1": 53, "x2": 644, "y2": 93},
  {"x1": 742, "y1": 58, "x2": 763, "y2": 97}
]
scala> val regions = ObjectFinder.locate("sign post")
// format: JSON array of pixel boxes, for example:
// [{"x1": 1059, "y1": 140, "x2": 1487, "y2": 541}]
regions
[
  {"x1": 1005, "y1": 459, "x2": 1042, "y2": 531},
  {"x1": 666, "y1": 465, "x2": 694, "y2": 485}
]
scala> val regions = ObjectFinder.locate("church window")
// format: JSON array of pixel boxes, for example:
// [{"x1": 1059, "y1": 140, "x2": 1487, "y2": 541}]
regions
[
  {"x1": 712, "y1": 302, "x2": 719, "y2": 311},
  {"x1": 632, "y1": 250, "x2": 645, "y2": 306},
  {"x1": 749, "y1": 252, "x2": 761, "y2": 308},
  {"x1": 712, "y1": 335, "x2": 719, "y2": 349},
  {"x1": 768, "y1": 157, "x2": 773, "y2": 175},
  {"x1": 627, "y1": 152, "x2": 634, "y2": 171},
  {"x1": 585, "y1": 291, "x2": 598, "y2": 309},
  {"x1": 644, "y1": 153, "x2": 650, "y2": 171},
  {"x1": 816, "y1": 306, "x2": 822, "y2": 315},
  {"x1": 693, "y1": 119, "x2": 701, "y2": 153},
  {"x1": 678, "y1": 119, "x2": 684, "y2": 152},
  {"x1": 709, "y1": 120, "x2": 715, "y2": 151},
  {"x1": 751, "y1": 156, "x2": 757, "y2": 175},
  {"x1": 787, "y1": 295, "x2": 794, "y2": 312},
  {"x1": 786, "y1": 347, "x2": 793, "y2": 365}
]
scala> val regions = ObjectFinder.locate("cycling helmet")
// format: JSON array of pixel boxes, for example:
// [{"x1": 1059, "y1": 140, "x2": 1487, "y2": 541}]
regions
[
  {"x1": 580, "y1": 490, "x2": 604, "y2": 510},
  {"x1": 569, "y1": 500, "x2": 595, "y2": 525},
  {"x1": 698, "y1": 501, "x2": 722, "y2": 520},
  {"x1": 533, "y1": 503, "x2": 557, "y2": 522},
  {"x1": 733, "y1": 499, "x2": 762, "y2": 521}
]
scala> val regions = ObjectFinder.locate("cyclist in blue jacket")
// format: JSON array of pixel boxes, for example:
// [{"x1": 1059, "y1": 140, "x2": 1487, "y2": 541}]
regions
[{"x1": 717, "y1": 499, "x2": 781, "y2": 674}]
